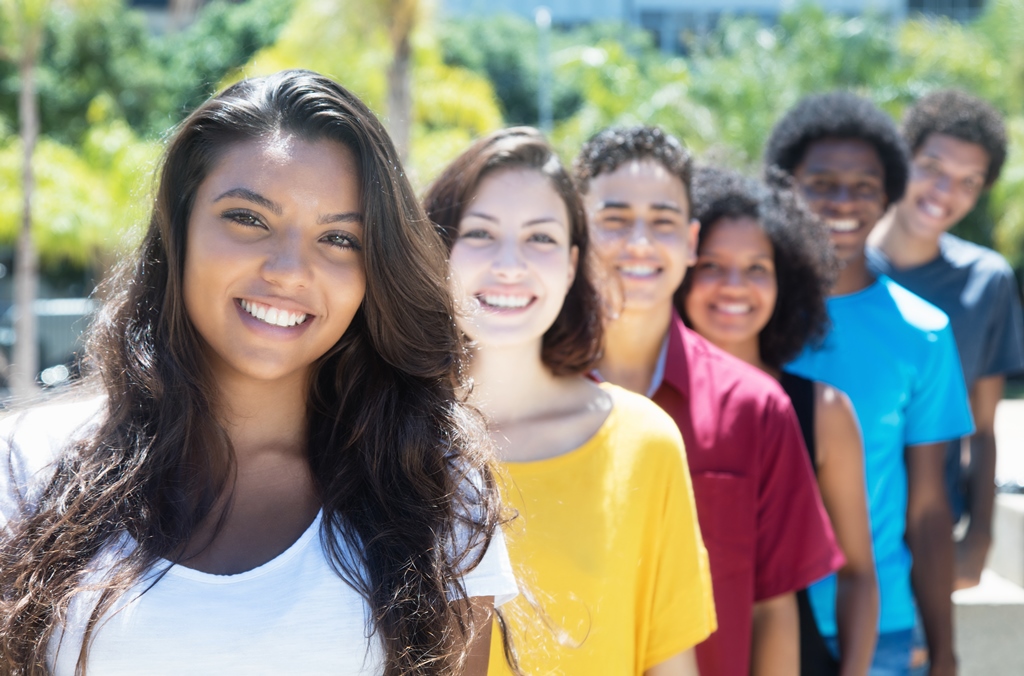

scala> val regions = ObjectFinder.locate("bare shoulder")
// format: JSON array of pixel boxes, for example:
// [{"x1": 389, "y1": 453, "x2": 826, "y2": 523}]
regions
[
  {"x1": 813, "y1": 382, "x2": 861, "y2": 467},
  {"x1": 814, "y1": 382, "x2": 857, "y2": 428}
]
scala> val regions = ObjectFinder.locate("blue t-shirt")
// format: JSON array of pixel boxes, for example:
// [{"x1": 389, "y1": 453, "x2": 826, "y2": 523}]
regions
[
  {"x1": 868, "y1": 235, "x2": 1024, "y2": 518},
  {"x1": 787, "y1": 276, "x2": 974, "y2": 636}
]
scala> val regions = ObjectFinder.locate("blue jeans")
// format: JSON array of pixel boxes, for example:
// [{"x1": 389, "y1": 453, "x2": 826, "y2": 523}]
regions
[{"x1": 826, "y1": 628, "x2": 914, "y2": 676}]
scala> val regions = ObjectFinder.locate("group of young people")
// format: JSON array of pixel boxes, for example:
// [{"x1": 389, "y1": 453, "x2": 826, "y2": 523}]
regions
[{"x1": 0, "y1": 68, "x2": 1018, "y2": 676}]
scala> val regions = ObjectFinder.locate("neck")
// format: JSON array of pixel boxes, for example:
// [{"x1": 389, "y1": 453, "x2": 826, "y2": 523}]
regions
[
  {"x1": 598, "y1": 302, "x2": 673, "y2": 395},
  {"x1": 212, "y1": 369, "x2": 310, "y2": 461},
  {"x1": 714, "y1": 336, "x2": 775, "y2": 376},
  {"x1": 870, "y1": 207, "x2": 942, "y2": 269},
  {"x1": 467, "y1": 340, "x2": 565, "y2": 425},
  {"x1": 832, "y1": 251, "x2": 875, "y2": 296}
]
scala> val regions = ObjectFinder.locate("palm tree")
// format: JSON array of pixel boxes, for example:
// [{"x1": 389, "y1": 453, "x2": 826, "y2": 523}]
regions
[{"x1": 1, "y1": 0, "x2": 49, "y2": 396}]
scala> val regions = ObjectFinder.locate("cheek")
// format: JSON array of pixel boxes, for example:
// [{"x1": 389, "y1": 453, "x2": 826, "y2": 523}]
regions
[
  {"x1": 448, "y1": 246, "x2": 484, "y2": 302},
  {"x1": 589, "y1": 231, "x2": 623, "y2": 262},
  {"x1": 683, "y1": 278, "x2": 713, "y2": 317}
]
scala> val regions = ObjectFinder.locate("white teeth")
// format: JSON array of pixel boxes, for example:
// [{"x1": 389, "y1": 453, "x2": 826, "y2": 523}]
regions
[
  {"x1": 716, "y1": 302, "x2": 751, "y2": 315},
  {"x1": 240, "y1": 300, "x2": 307, "y2": 327},
  {"x1": 480, "y1": 294, "x2": 531, "y2": 309},
  {"x1": 826, "y1": 219, "x2": 860, "y2": 233},
  {"x1": 920, "y1": 201, "x2": 945, "y2": 218},
  {"x1": 621, "y1": 264, "x2": 658, "y2": 277}
]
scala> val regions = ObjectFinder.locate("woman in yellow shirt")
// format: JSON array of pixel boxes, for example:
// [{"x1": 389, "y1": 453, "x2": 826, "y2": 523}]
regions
[{"x1": 423, "y1": 127, "x2": 716, "y2": 675}]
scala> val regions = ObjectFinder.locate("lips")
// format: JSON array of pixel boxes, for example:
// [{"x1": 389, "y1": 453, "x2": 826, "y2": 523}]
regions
[
  {"x1": 618, "y1": 263, "x2": 661, "y2": 278},
  {"x1": 713, "y1": 302, "x2": 752, "y2": 315},
  {"x1": 825, "y1": 218, "x2": 861, "y2": 233},
  {"x1": 238, "y1": 299, "x2": 312, "y2": 328},
  {"x1": 476, "y1": 292, "x2": 536, "y2": 310},
  {"x1": 917, "y1": 198, "x2": 948, "y2": 220}
]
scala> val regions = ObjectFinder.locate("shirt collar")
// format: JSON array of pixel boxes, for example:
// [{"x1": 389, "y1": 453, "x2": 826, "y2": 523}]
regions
[{"x1": 660, "y1": 307, "x2": 695, "y2": 398}]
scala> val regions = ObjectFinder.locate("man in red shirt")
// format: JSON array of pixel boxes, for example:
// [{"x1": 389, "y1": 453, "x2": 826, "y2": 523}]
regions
[{"x1": 574, "y1": 126, "x2": 844, "y2": 675}]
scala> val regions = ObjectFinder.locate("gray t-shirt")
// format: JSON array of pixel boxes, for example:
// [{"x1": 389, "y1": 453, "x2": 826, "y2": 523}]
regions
[{"x1": 867, "y1": 233, "x2": 1024, "y2": 517}]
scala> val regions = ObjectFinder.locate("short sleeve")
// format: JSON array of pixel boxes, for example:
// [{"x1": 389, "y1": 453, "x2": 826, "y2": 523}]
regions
[
  {"x1": 644, "y1": 433, "x2": 717, "y2": 668},
  {"x1": 754, "y1": 395, "x2": 844, "y2": 601},
  {"x1": 979, "y1": 266, "x2": 1024, "y2": 379},
  {"x1": 905, "y1": 324, "x2": 975, "y2": 446},
  {"x1": 460, "y1": 525, "x2": 518, "y2": 607}
]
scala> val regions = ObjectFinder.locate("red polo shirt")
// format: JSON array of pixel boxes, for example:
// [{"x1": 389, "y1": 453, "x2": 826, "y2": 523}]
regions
[{"x1": 653, "y1": 311, "x2": 843, "y2": 676}]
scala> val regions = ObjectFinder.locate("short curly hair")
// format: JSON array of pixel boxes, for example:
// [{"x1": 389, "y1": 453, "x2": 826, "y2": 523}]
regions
[
  {"x1": 902, "y1": 89, "x2": 1007, "y2": 187},
  {"x1": 573, "y1": 125, "x2": 693, "y2": 206},
  {"x1": 677, "y1": 166, "x2": 836, "y2": 369},
  {"x1": 423, "y1": 127, "x2": 603, "y2": 376},
  {"x1": 764, "y1": 91, "x2": 910, "y2": 205}
]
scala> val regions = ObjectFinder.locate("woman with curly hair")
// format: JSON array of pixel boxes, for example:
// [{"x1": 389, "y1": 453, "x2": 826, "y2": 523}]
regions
[
  {"x1": 0, "y1": 70, "x2": 516, "y2": 675},
  {"x1": 680, "y1": 166, "x2": 878, "y2": 676},
  {"x1": 424, "y1": 127, "x2": 715, "y2": 675}
]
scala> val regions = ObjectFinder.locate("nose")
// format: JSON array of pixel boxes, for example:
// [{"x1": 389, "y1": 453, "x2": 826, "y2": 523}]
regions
[
  {"x1": 625, "y1": 218, "x2": 654, "y2": 253},
  {"x1": 491, "y1": 239, "x2": 527, "y2": 281},
  {"x1": 722, "y1": 266, "x2": 745, "y2": 289},
  {"x1": 933, "y1": 173, "x2": 953, "y2": 195},
  {"x1": 262, "y1": 230, "x2": 313, "y2": 288}
]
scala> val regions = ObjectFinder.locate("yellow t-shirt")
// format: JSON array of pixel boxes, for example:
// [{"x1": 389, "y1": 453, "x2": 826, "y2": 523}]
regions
[{"x1": 488, "y1": 384, "x2": 716, "y2": 675}]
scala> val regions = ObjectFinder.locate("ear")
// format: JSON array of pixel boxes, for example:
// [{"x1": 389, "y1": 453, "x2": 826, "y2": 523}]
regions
[
  {"x1": 685, "y1": 219, "x2": 701, "y2": 267},
  {"x1": 567, "y1": 245, "x2": 579, "y2": 289}
]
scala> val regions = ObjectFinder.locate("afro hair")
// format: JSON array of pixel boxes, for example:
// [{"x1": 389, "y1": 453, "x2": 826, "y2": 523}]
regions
[
  {"x1": 764, "y1": 91, "x2": 910, "y2": 205},
  {"x1": 677, "y1": 166, "x2": 836, "y2": 369},
  {"x1": 902, "y1": 89, "x2": 1007, "y2": 187}
]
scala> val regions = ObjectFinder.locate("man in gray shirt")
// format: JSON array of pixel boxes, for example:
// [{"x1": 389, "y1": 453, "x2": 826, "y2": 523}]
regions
[{"x1": 868, "y1": 89, "x2": 1024, "y2": 592}]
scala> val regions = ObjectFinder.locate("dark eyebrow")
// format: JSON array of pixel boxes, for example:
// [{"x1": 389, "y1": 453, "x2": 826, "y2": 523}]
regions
[
  {"x1": 596, "y1": 200, "x2": 631, "y2": 210},
  {"x1": 802, "y1": 165, "x2": 884, "y2": 178},
  {"x1": 214, "y1": 188, "x2": 282, "y2": 216},
  {"x1": 524, "y1": 217, "x2": 562, "y2": 227},
  {"x1": 463, "y1": 211, "x2": 499, "y2": 223},
  {"x1": 651, "y1": 202, "x2": 683, "y2": 214},
  {"x1": 317, "y1": 212, "x2": 363, "y2": 226}
]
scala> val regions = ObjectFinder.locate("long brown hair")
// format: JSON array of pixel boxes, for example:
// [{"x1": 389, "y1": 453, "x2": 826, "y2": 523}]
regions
[
  {"x1": 0, "y1": 70, "x2": 505, "y2": 675},
  {"x1": 424, "y1": 127, "x2": 603, "y2": 376}
]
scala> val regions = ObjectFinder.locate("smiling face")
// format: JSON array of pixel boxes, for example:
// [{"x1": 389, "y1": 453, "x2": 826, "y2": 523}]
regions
[
  {"x1": 448, "y1": 168, "x2": 577, "y2": 350},
  {"x1": 792, "y1": 137, "x2": 888, "y2": 266},
  {"x1": 183, "y1": 135, "x2": 366, "y2": 388},
  {"x1": 896, "y1": 133, "x2": 989, "y2": 240},
  {"x1": 685, "y1": 216, "x2": 777, "y2": 354},
  {"x1": 584, "y1": 159, "x2": 699, "y2": 314}
]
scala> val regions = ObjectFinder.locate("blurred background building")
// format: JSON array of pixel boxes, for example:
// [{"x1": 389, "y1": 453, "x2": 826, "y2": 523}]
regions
[{"x1": 442, "y1": 0, "x2": 986, "y2": 53}]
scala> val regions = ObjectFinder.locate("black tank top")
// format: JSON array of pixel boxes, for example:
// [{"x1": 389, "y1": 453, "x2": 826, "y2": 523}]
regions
[
  {"x1": 781, "y1": 371, "x2": 839, "y2": 676},
  {"x1": 781, "y1": 371, "x2": 816, "y2": 466}
]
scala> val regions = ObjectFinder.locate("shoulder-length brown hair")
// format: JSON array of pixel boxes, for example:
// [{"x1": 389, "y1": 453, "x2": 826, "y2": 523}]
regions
[
  {"x1": 0, "y1": 70, "x2": 508, "y2": 676},
  {"x1": 423, "y1": 127, "x2": 602, "y2": 376}
]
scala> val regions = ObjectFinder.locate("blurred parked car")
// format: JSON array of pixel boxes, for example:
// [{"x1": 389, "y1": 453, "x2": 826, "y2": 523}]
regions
[{"x1": 0, "y1": 298, "x2": 97, "y2": 388}]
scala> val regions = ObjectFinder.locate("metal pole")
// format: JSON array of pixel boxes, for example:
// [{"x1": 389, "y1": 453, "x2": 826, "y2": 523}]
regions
[{"x1": 535, "y1": 6, "x2": 552, "y2": 134}]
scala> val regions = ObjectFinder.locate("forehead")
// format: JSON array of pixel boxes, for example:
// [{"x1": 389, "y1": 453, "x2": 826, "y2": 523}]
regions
[
  {"x1": 205, "y1": 135, "x2": 360, "y2": 190},
  {"x1": 588, "y1": 158, "x2": 689, "y2": 208},
  {"x1": 796, "y1": 137, "x2": 885, "y2": 178},
  {"x1": 702, "y1": 216, "x2": 774, "y2": 254},
  {"x1": 471, "y1": 168, "x2": 563, "y2": 208},
  {"x1": 916, "y1": 133, "x2": 990, "y2": 173}
]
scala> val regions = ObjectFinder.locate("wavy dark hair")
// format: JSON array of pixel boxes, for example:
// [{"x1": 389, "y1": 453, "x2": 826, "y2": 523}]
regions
[
  {"x1": 764, "y1": 91, "x2": 910, "y2": 205},
  {"x1": 679, "y1": 166, "x2": 836, "y2": 368},
  {"x1": 0, "y1": 70, "x2": 507, "y2": 675},
  {"x1": 423, "y1": 127, "x2": 603, "y2": 376}
]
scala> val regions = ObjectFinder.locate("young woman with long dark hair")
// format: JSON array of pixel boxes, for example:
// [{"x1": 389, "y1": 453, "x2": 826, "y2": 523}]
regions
[
  {"x1": 0, "y1": 70, "x2": 516, "y2": 675},
  {"x1": 424, "y1": 127, "x2": 715, "y2": 676},
  {"x1": 680, "y1": 166, "x2": 878, "y2": 676}
]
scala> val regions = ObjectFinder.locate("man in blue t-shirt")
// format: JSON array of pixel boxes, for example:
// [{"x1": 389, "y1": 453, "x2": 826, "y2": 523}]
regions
[
  {"x1": 868, "y1": 90, "x2": 1024, "y2": 592},
  {"x1": 766, "y1": 92, "x2": 974, "y2": 676}
]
